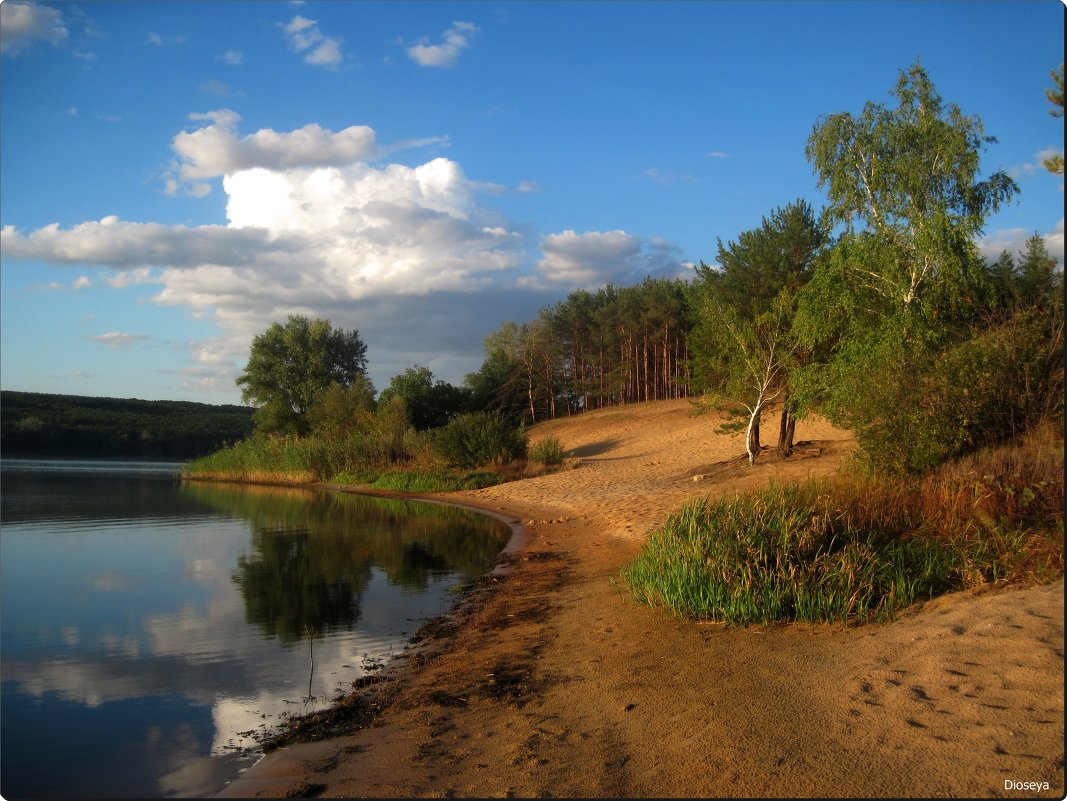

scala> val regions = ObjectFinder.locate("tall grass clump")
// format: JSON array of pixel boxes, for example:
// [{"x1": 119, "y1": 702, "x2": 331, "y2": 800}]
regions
[
  {"x1": 622, "y1": 427, "x2": 1063, "y2": 625},
  {"x1": 182, "y1": 433, "x2": 323, "y2": 484}
]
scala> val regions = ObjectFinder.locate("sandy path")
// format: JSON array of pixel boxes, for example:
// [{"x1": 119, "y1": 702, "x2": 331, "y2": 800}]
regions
[{"x1": 217, "y1": 399, "x2": 1064, "y2": 798}]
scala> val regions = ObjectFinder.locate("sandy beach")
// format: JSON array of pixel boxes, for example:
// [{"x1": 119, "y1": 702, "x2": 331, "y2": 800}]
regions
[{"x1": 216, "y1": 398, "x2": 1064, "y2": 798}]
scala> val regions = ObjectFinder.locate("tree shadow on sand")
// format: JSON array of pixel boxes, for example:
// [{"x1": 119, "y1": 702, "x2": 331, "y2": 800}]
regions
[{"x1": 569, "y1": 439, "x2": 623, "y2": 458}]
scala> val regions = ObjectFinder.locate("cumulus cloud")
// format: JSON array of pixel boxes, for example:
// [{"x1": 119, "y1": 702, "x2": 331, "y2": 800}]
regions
[
  {"x1": 533, "y1": 229, "x2": 690, "y2": 288},
  {"x1": 219, "y1": 49, "x2": 243, "y2": 65},
  {"x1": 407, "y1": 21, "x2": 478, "y2": 68},
  {"x1": 1007, "y1": 148, "x2": 1064, "y2": 180},
  {"x1": 3, "y1": 114, "x2": 693, "y2": 394},
  {"x1": 1, "y1": 215, "x2": 303, "y2": 268},
  {"x1": 280, "y1": 15, "x2": 343, "y2": 68},
  {"x1": 146, "y1": 31, "x2": 186, "y2": 47},
  {"x1": 170, "y1": 109, "x2": 379, "y2": 182},
  {"x1": 1, "y1": 1, "x2": 68, "y2": 55}
]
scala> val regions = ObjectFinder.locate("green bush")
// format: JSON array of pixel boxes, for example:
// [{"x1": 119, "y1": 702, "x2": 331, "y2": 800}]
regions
[
  {"x1": 433, "y1": 412, "x2": 527, "y2": 469},
  {"x1": 529, "y1": 435, "x2": 565, "y2": 466},
  {"x1": 809, "y1": 305, "x2": 1064, "y2": 476}
]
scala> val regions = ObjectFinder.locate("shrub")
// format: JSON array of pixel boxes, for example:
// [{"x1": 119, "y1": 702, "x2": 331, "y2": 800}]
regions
[
  {"x1": 433, "y1": 412, "x2": 527, "y2": 469},
  {"x1": 529, "y1": 435, "x2": 565, "y2": 466}
]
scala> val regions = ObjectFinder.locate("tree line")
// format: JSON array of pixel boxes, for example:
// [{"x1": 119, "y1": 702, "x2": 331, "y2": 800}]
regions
[
  {"x1": 233, "y1": 61, "x2": 1063, "y2": 478},
  {"x1": 0, "y1": 391, "x2": 255, "y2": 459}
]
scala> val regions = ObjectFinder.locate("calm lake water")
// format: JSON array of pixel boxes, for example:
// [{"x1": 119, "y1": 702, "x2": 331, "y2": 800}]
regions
[{"x1": 0, "y1": 459, "x2": 512, "y2": 799}]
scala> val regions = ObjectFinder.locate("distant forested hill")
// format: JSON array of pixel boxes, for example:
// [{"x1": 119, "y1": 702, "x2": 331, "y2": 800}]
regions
[{"x1": 0, "y1": 391, "x2": 255, "y2": 459}]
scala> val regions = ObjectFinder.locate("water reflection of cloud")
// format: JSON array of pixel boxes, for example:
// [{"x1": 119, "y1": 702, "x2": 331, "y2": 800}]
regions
[
  {"x1": 59, "y1": 625, "x2": 80, "y2": 647},
  {"x1": 90, "y1": 568, "x2": 135, "y2": 592},
  {"x1": 98, "y1": 631, "x2": 141, "y2": 658},
  {"x1": 3, "y1": 574, "x2": 414, "y2": 719},
  {"x1": 3, "y1": 484, "x2": 496, "y2": 796}
]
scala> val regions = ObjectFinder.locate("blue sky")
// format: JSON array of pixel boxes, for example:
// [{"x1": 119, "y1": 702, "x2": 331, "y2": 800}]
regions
[{"x1": 1, "y1": 0, "x2": 1063, "y2": 404}]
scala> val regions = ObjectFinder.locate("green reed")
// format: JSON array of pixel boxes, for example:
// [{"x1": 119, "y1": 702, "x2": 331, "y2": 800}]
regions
[{"x1": 621, "y1": 431, "x2": 1063, "y2": 626}]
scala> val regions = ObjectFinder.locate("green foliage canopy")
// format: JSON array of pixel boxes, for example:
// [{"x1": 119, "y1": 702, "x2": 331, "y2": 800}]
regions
[
  {"x1": 379, "y1": 365, "x2": 470, "y2": 430},
  {"x1": 805, "y1": 61, "x2": 1018, "y2": 310},
  {"x1": 236, "y1": 315, "x2": 369, "y2": 435},
  {"x1": 795, "y1": 63, "x2": 1059, "y2": 474},
  {"x1": 690, "y1": 200, "x2": 827, "y2": 461},
  {"x1": 0, "y1": 390, "x2": 253, "y2": 458},
  {"x1": 1043, "y1": 63, "x2": 1064, "y2": 176}
]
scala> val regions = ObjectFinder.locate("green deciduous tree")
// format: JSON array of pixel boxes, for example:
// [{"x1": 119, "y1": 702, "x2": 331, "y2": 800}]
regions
[
  {"x1": 236, "y1": 315, "x2": 369, "y2": 435},
  {"x1": 691, "y1": 200, "x2": 828, "y2": 460},
  {"x1": 805, "y1": 61, "x2": 1017, "y2": 310},
  {"x1": 700, "y1": 289, "x2": 799, "y2": 464},
  {"x1": 307, "y1": 377, "x2": 377, "y2": 439},
  {"x1": 795, "y1": 63, "x2": 1051, "y2": 474},
  {"x1": 380, "y1": 365, "x2": 470, "y2": 431}
]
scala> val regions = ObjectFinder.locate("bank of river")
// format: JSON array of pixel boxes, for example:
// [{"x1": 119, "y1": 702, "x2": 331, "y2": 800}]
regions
[{"x1": 216, "y1": 399, "x2": 1064, "y2": 799}]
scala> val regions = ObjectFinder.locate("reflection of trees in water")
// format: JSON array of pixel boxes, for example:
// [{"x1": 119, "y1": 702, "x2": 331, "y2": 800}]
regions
[
  {"x1": 233, "y1": 526, "x2": 373, "y2": 643},
  {"x1": 182, "y1": 483, "x2": 510, "y2": 644}
]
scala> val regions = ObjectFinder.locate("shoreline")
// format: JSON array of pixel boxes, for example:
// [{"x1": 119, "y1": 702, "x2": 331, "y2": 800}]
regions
[{"x1": 214, "y1": 399, "x2": 1064, "y2": 798}]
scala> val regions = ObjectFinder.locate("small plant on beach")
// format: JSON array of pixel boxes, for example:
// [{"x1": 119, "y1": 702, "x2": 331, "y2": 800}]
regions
[{"x1": 529, "y1": 435, "x2": 565, "y2": 466}]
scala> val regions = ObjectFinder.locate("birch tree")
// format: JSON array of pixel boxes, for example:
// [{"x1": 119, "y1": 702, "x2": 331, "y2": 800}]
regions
[
  {"x1": 701, "y1": 291, "x2": 797, "y2": 465},
  {"x1": 805, "y1": 61, "x2": 1017, "y2": 310},
  {"x1": 795, "y1": 63, "x2": 1040, "y2": 473}
]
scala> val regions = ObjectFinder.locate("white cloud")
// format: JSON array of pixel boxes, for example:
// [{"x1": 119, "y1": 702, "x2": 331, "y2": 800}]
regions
[
  {"x1": 200, "y1": 79, "x2": 232, "y2": 96},
  {"x1": 279, "y1": 14, "x2": 343, "y2": 69},
  {"x1": 407, "y1": 21, "x2": 478, "y2": 68},
  {"x1": 1007, "y1": 147, "x2": 1064, "y2": 180},
  {"x1": 639, "y1": 168, "x2": 696, "y2": 185},
  {"x1": 146, "y1": 32, "x2": 186, "y2": 47},
  {"x1": 977, "y1": 218, "x2": 1064, "y2": 268},
  {"x1": 3, "y1": 115, "x2": 694, "y2": 394},
  {"x1": 171, "y1": 109, "x2": 379, "y2": 181},
  {"x1": 219, "y1": 49, "x2": 243, "y2": 65},
  {"x1": 305, "y1": 36, "x2": 342, "y2": 68},
  {"x1": 105, "y1": 267, "x2": 155, "y2": 288},
  {"x1": 88, "y1": 332, "x2": 152, "y2": 349},
  {"x1": 1, "y1": 216, "x2": 302, "y2": 268},
  {"x1": 533, "y1": 229, "x2": 689, "y2": 288},
  {"x1": 706, "y1": 151, "x2": 730, "y2": 159},
  {"x1": 0, "y1": 1, "x2": 68, "y2": 55}
]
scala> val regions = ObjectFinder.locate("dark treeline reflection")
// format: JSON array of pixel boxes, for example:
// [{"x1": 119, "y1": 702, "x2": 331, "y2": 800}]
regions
[{"x1": 181, "y1": 483, "x2": 511, "y2": 644}]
